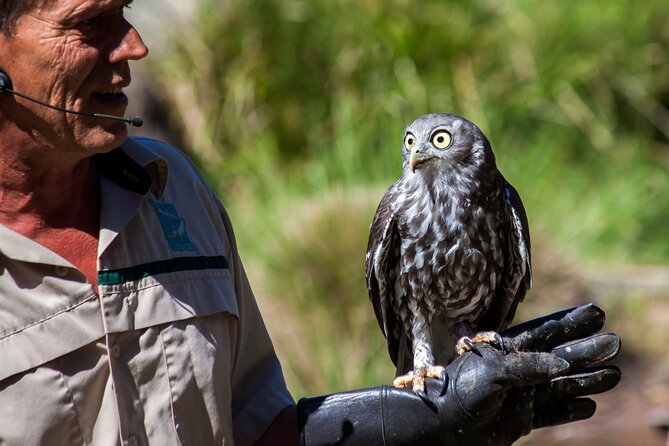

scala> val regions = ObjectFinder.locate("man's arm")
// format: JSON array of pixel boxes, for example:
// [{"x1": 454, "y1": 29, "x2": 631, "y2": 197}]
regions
[{"x1": 255, "y1": 405, "x2": 299, "y2": 446}]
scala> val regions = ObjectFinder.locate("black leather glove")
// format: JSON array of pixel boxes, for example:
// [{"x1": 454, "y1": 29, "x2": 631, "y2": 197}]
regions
[{"x1": 297, "y1": 304, "x2": 621, "y2": 446}]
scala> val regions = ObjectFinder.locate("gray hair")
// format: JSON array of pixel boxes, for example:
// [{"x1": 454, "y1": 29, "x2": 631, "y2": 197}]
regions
[{"x1": 0, "y1": 0, "x2": 42, "y2": 35}]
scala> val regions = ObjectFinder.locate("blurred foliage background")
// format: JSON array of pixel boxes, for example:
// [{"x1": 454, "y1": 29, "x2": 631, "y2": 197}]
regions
[{"x1": 130, "y1": 1, "x2": 669, "y2": 443}]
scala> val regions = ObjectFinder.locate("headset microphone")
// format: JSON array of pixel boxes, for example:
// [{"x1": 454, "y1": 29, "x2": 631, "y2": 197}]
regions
[{"x1": 0, "y1": 70, "x2": 143, "y2": 127}]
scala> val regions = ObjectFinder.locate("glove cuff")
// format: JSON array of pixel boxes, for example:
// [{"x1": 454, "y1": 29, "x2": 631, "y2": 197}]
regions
[
  {"x1": 297, "y1": 386, "x2": 384, "y2": 446},
  {"x1": 297, "y1": 385, "x2": 446, "y2": 446}
]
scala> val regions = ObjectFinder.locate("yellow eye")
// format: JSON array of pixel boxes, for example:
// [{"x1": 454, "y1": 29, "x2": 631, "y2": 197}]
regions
[
  {"x1": 404, "y1": 133, "x2": 416, "y2": 151},
  {"x1": 431, "y1": 130, "x2": 452, "y2": 149}
]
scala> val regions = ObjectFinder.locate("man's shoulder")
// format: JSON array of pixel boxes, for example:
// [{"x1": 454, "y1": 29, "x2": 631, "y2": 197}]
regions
[
  {"x1": 121, "y1": 136, "x2": 193, "y2": 167},
  {"x1": 113, "y1": 137, "x2": 215, "y2": 201},
  {"x1": 122, "y1": 137, "x2": 206, "y2": 181}
]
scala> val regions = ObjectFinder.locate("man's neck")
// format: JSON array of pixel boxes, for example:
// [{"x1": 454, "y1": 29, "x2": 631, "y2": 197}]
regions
[
  {"x1": 0, "y1": 150, "x2": 102, "y2": 293},
  {"x1": 0, "y1": 154, "x2": 100, "y2": 231}
]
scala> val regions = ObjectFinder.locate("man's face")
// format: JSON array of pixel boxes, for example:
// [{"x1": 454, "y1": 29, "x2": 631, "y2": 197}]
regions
[{"x1": 0, "y1": 0, "x2": 148, "y2": 155}]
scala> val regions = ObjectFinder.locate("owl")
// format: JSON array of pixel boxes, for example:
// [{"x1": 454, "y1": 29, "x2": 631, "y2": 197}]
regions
[{"x1": 365, "y1": 113, "x2": 531, "y2": 394}]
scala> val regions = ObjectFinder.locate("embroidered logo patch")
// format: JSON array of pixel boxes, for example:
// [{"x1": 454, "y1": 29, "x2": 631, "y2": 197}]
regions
[{"x1": 149, "y1": 198, "x2": 195, "y2": 252}]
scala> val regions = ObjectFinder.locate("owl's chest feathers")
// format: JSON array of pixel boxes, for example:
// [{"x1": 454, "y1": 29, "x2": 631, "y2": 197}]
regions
[{"x1": 394, "y1": 177, "x2": 504, "y2": 321}]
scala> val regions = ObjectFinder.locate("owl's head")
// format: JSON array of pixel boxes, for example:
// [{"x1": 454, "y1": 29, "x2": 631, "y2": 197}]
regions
[{"x1": 400, "y1": 113, "x2": 495, "y2": 176}]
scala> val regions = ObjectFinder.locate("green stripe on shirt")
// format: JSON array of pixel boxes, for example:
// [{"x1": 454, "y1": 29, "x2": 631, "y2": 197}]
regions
[{"x1": 98, "y1": 255, "x2": 229, "y2": 285}]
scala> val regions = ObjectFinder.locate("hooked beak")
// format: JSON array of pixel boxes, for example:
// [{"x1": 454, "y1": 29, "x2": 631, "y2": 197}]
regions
[{"x1": 410, "y1": 145, "x2": 431, "y2": 173}]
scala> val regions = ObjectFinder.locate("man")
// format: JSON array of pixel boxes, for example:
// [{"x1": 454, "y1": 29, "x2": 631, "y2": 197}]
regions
[{"x1": 0, "y1": 1, "x2": 620, "y2": 445}]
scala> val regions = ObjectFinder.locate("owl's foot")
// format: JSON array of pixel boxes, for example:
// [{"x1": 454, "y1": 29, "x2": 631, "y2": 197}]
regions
[
  {"x1": 456, "y1": 331, "x2": 505, "y2": 356},
  {"x1": 393, "y1": 365, "x2": 446, "y2": 394}
]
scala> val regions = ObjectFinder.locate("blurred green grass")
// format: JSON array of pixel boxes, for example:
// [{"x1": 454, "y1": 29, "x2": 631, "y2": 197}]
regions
[{"x1": 144, "y1": 0, "x2": 669, "y2": 398}]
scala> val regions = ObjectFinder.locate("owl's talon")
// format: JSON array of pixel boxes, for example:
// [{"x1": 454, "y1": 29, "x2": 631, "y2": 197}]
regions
[
  {"x1": 462, "y1": 337, "x2": 482, "y2": 356},
  {"x1": 393, "y1": 373, "x2": 414, "y2": 389},
  {"x1": 439, "y1": 369, "x2": 448, "y2": 396},
  {"x1": 425, "y1": 365, "x2": 445, "y2": 380},
  {"x1": 494, "y1": 332, "x2": 506, "y2": 353},
  {"x1": 394, "y1": 365, "x2": 445, "y2": 401},
  {"x1": 415, "y1": 388, "x2": 438, "y2": 412},
  {"x1": 457, "y1": 331, "x2": 506, "y2": 355}
]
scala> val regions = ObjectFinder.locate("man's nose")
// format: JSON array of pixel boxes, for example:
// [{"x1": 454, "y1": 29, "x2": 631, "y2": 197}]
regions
[{"x1": 108, "y1": 18, "x2": 149, "y2": 63}]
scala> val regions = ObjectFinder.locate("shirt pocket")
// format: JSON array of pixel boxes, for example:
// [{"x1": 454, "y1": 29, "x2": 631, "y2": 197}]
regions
[
  {"x1": 0, "y1": 362, "x2": 86, "y2": 445},
  {"x1": 0, "y1": 292, "x2": 104, "y2": 383},
  {"x1": 98, "y1": 262, "x2": 240, "y2": 335},
  {"x1": 157, "y1": 313, "x2": 238, "y2": 444}
]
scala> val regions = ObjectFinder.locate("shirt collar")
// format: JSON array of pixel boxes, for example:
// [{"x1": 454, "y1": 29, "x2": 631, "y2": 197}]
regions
[
  {"x1": 97, "y1": 137, "x2": 170, "y2": 258},
  {"x1": 0, "y1": 224, "x2": 73, "y2": 265},
  {"x1": 94, "y1": 137, "x2": 170, "y2": 198},
  {"x1": 92, "y1": 147, "x2": 151, "y2": 195}
]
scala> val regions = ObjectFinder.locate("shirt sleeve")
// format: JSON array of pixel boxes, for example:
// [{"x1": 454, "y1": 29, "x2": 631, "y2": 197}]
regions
[{"x1": 216, "y1": 196, "x2": 295, "y2": 446}]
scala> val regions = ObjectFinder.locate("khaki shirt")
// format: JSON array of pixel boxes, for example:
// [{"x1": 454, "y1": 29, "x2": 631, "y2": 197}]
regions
[{"x1": 0, "y1": 138, "x2": 294, "y2": 445}]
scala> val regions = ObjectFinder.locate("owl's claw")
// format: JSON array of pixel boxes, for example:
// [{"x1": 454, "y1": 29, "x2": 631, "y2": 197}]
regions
[
  {"x1": 456, "y1": 331, "x2": 504, "y2": 355},
  {"x1": 393, "y1": 372, "x2": 415, "y2": 389},
  {"x1": 439, "y1": 369, "x2": 448, "y2": 396},
  {"x1": 394, "y1": 365, "x2": 446, "y2": 405},
  {"x1": 494, "y1": 332, "x2": 506, "y2": 353},
  {"x1": 415, "y1": 388, "x2": 438, "y2": 412},
  {"x1": 404, "y1": 366, "x2": 445, "y2": 411},
  {"x1": 459, "y1": 337, "x2": 482, "y2": 356}
]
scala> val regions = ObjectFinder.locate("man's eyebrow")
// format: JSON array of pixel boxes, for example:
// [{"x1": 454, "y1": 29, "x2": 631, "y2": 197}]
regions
[{"x1": 60, "y1": 0, "x2": 131, "y2": 22}]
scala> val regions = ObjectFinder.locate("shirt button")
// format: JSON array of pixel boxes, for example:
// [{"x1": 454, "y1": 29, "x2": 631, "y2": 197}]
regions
[
  {"x1": 55, "y1": 265, "x2": 69, "y2": 277},
  {"x1": 127, "y1": 435, "x2": 138, "y2": 446},
  {"x1": 111, "y1": 344, "x2": 121, "y2": 359}
]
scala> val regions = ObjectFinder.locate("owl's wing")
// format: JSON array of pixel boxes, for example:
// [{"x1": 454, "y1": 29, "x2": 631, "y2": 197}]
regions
[
  {"x1": 365, "y1": 183, "x2": 403, "y2": 368},
  {"x1": 480, "y1": 179, "x2": 532, "y2": 331}
]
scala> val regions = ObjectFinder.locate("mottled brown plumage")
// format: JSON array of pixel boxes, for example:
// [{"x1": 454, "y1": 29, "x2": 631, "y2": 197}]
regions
[{"x1": 365, "y1": 113, "x2": 531, "y2": 392}]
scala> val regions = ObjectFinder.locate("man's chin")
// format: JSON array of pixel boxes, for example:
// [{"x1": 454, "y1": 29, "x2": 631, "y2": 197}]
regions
[{"x1": 79, "y1": 123, "x2": 129, "y2": 154}]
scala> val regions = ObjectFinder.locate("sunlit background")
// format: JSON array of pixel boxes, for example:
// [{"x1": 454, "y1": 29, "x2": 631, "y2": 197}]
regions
[{"x1": 128, "y1": 1, "x2": 669, "y2": 444}]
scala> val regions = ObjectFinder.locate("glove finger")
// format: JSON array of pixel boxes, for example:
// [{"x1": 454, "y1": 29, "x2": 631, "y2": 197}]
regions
[
  {"x1": 532, "y1": 398, "x2": 596, "y2": 429},
  {"x1": 551, "y1": 332, "x2": 621, "y2": 368},
  {"x1": 499, "y1": 387, "x2": 536, "y2": 439},
  {"x1": 504, "y1": 304, "x2": 605, "y2": 352},
  {"x1": 551, "y1": 366, "x2": 621, "y2": 398},
  {"x1": 497, "y1": 351, "x2": 571, "y2": 386},
  {"x1": 534, "y1": 366, "x2": 621, "y2": 404}
]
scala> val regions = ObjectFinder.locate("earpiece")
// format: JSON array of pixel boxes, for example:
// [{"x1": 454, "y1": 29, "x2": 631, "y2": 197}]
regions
[{"x1": 0, "y1": 70, "x2": 13, "y2": 92}]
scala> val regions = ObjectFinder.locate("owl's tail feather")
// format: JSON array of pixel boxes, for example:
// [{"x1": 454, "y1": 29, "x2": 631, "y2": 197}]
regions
[{"x1": 395, "y1": 333, "x2": 413, "y2": 377}]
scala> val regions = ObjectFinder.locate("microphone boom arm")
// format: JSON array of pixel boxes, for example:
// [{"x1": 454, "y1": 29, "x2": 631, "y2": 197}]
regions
[{"x1": 0, "y1": 71, "x2": 143, "y2": 127}]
